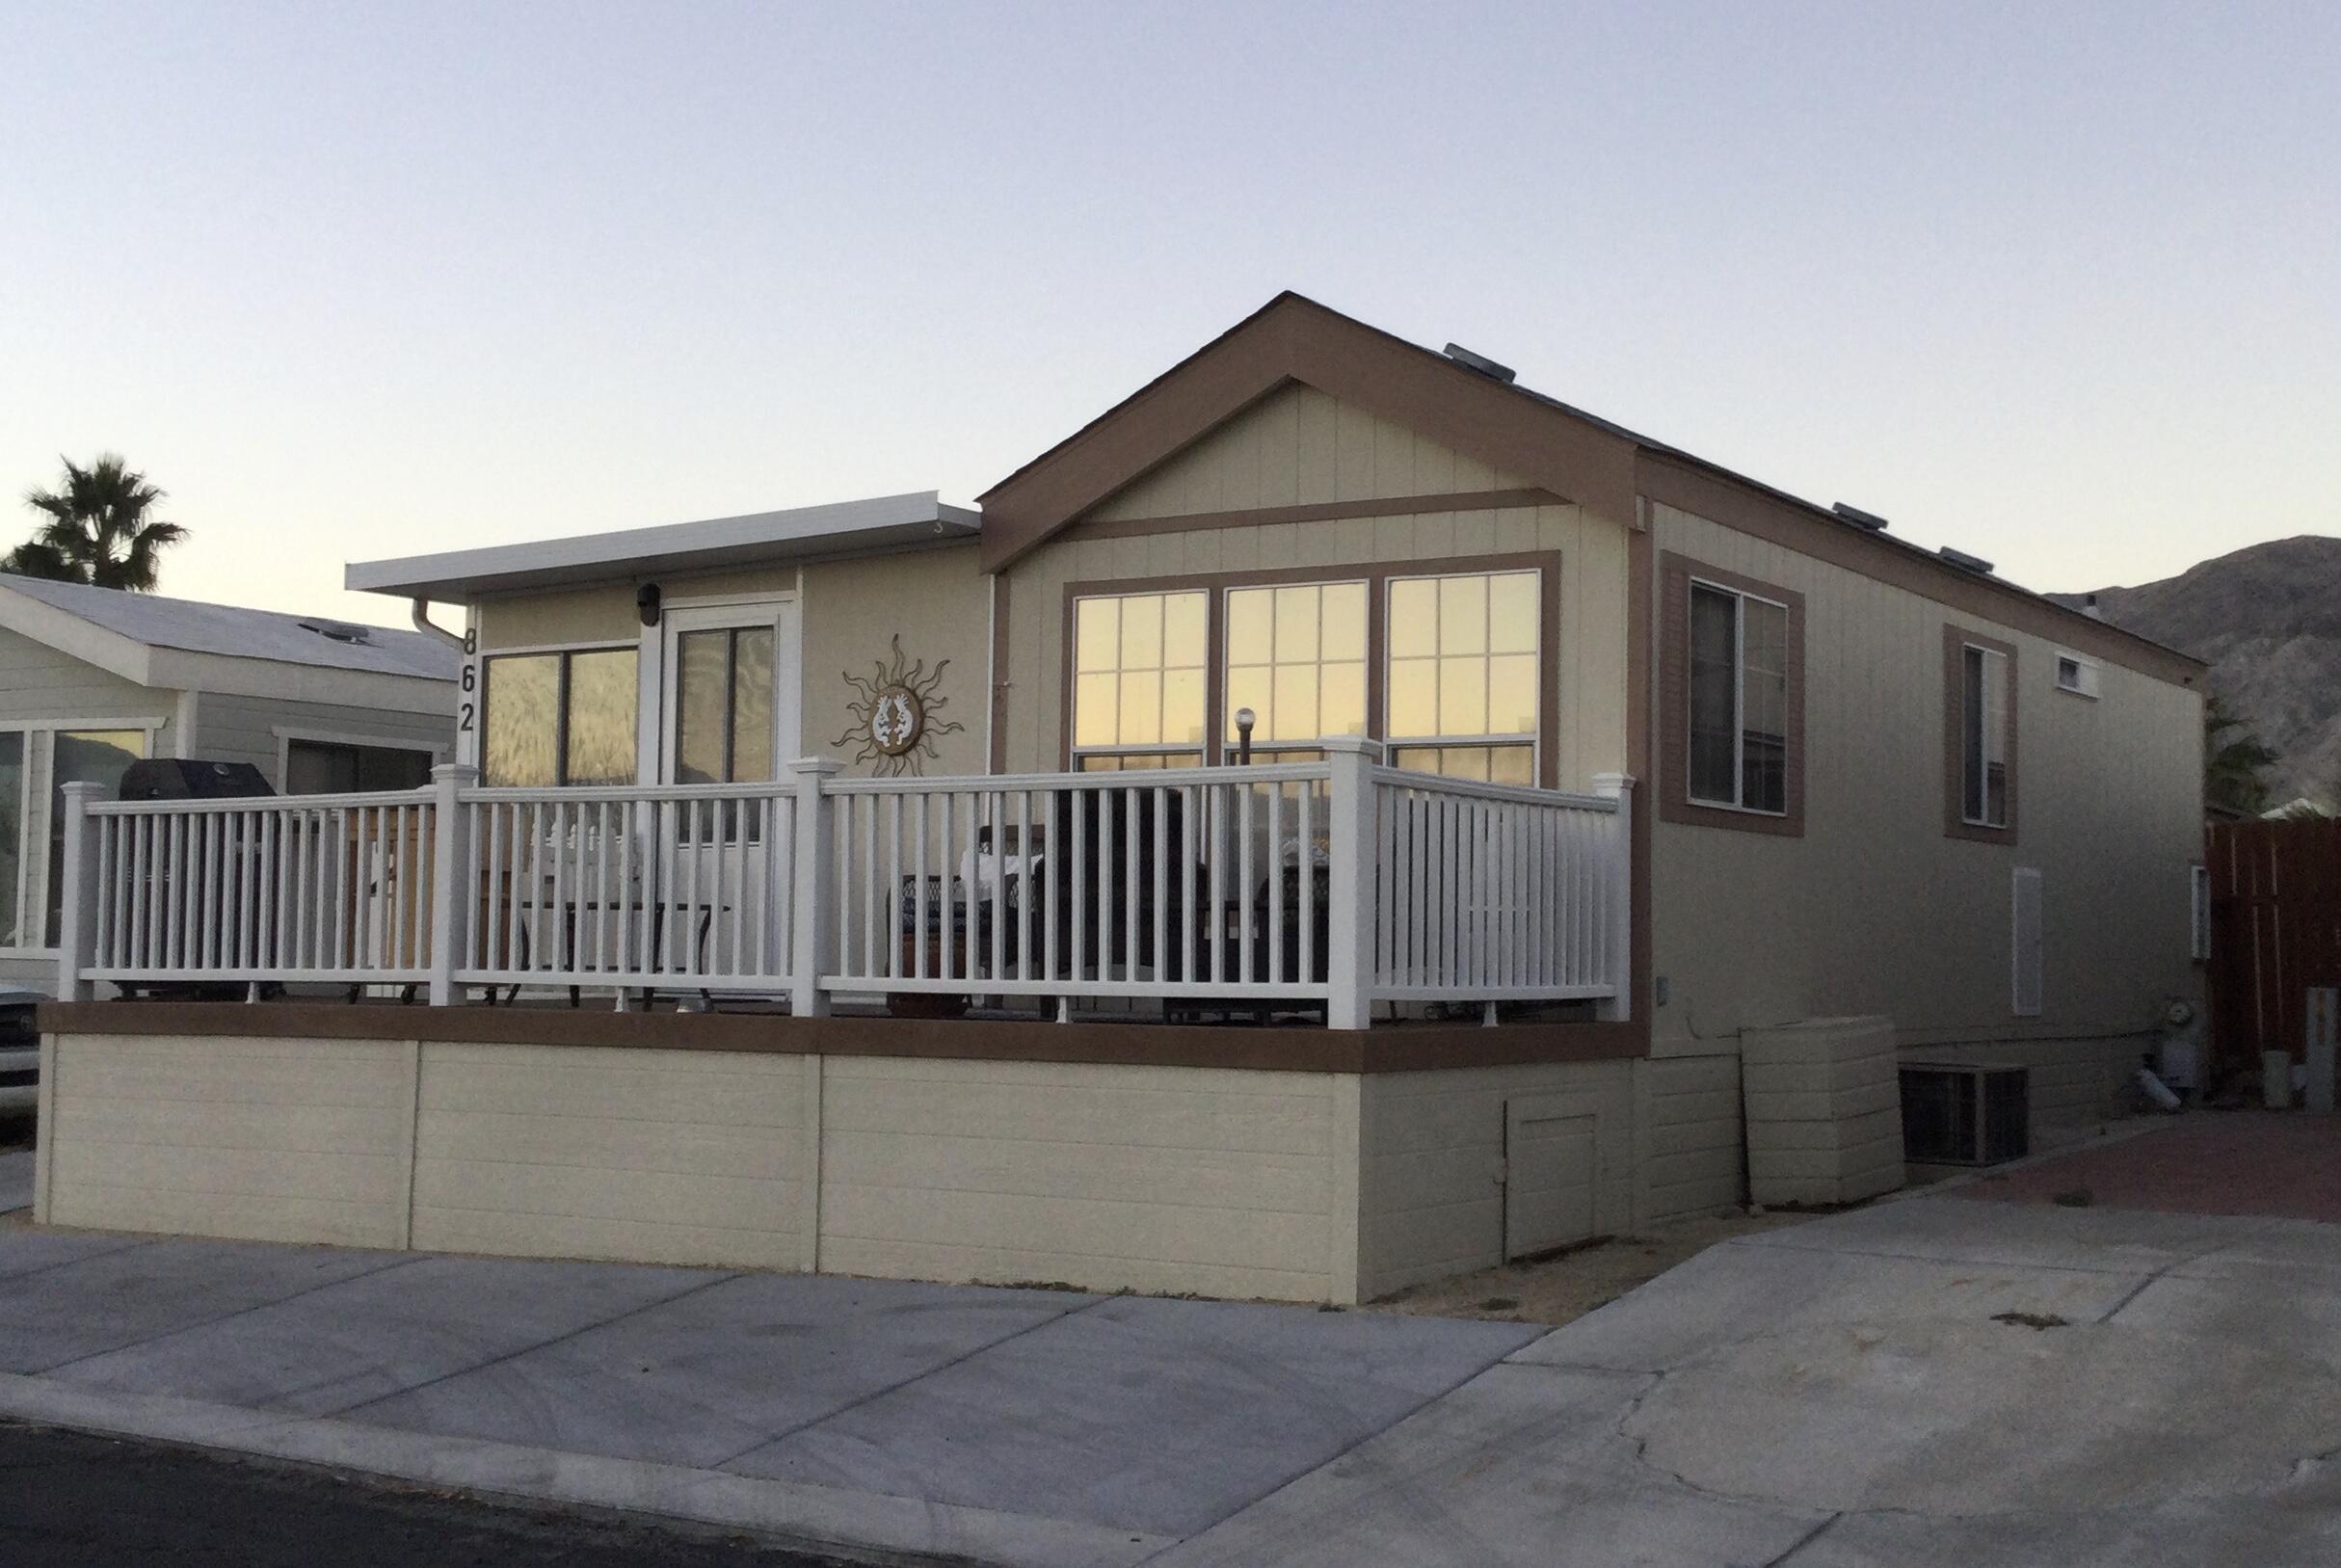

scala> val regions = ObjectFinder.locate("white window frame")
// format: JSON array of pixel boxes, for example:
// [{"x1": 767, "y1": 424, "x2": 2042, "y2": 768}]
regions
[
  {"x1": 1960, "y1": 642, "x2": 2011, "y2": 829},
  {"x1": 1380, "y1": 568, "x2": 1543, "y2": 782},
  {"x1": 1069, "y1": 587, "x2": 1210, "y2": 770},
  {"x1": 2053, "y1": 651, "x2": 2100, "y2": 700},
  {"x1": 1686, "y1": 578, "x2": 1790, "y2": 816},
  {"x1": 656, "y1": 595, "x2": 800, "y2": 786}
]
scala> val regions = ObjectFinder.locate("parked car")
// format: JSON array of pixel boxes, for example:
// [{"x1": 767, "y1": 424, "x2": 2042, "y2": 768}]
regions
[{"x1": 0, "y1": 987, "x2": 40, "y2": 1114}]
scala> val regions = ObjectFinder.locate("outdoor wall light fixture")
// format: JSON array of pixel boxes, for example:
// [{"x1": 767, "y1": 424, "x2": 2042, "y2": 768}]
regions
[
  {"x1": 636, "y1": 581, "x2": 662, "y2": 626},
  {"x1": 1234, "y1": 706, "x2": 1256, "y2": 766}
]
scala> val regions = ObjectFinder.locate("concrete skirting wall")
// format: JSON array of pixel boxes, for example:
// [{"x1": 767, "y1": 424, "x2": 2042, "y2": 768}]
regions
[{"x1": 35, "y1": 1027, "x2": 1657, "y2": 1305}]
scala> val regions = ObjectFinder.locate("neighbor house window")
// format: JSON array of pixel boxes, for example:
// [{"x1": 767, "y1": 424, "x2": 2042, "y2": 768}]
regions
[
  {"x1": 284, "y1": 738, "x2": 435, "y2": 795},
  {"x1": 1385, "y1": 570, "x2": 1539, "y2": 784},
  {"x1": 1961, "y1": 644, "x2": 2009, "y2": 827},
  {"x1": 1072, "y1": 590, "x2": 1207, "y2": 770},
  {"x1": 0, "y1": 731, "x2": 24, "y2": 948},
  {"x1": 46, "y1": 728, "x2": 146, "y2": 946},
  {"x1": 1224, "y1": 581, "x2": 1367, "y2": 758},
  {"x1": 482, "y1": 647, "x2": 638, "y2": 786},
  {"x1": 1687, "y1": 580, "x2": 1789, "y2": 813}
]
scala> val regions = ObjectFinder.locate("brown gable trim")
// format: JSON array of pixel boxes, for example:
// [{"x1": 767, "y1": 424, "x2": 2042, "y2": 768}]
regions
[
  {"x1": 1657, "y1": 552, "x2": 1808, "y2": 837},
  {"x1": 1057, "y1": 551, "x2": 1565, "y2": 787},
  {"x1": 1943, "y1": 625, "x2": 2021, "y2": 844},
  {"x1": 1638, "y1": 453, "x2": 2200, "y2": 688},
  {"x1": 1061, "y1": 488, "x2": 1557, "y2": 546},
  {"x1": 978, "y1": 294, "x2": 1639, "y2": 571},
  {"x1": 37, "y1": 1001, "x2": 1642, "y2": 1075}
]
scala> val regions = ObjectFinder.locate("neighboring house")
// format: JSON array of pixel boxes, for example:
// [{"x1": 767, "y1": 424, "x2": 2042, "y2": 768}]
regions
[
  {"x1": 38, "y1": 293, "x2": 2206, "y2": 1303},
  {"x1": 0, "y1": 573, "x2": 458, "y2": 991}
]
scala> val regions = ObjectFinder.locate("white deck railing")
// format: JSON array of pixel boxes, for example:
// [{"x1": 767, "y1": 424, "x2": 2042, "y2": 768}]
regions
[{"x1": 55, "y1": 741, "x2": 1633, "y2": 1026}]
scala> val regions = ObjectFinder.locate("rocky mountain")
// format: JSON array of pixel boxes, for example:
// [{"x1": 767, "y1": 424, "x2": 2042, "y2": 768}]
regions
[{"x1": 2054, "y1": 534, "x2": 2341, "y2": 804}]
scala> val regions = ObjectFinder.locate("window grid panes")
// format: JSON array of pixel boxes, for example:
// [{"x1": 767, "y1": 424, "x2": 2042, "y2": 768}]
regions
[
  {"x1": 1224, "y1": 581, "x2": 1367, "y2": 753},
  {"x1": 483, "y1": 647, "x2": 640, "y2": 787},
  {"x1": 1962, "y1": 644, "x2": 2008, "y2": 827},
  {"x1": 1385, "y1": 570, "x2": 1539, "y2": 784},
  {"x1": 1072, "y1": 591, "x2": 1207, "y2": 764},
  {"x1": 1686, "y1": 581, "x2": 1788, "y2": 815}
]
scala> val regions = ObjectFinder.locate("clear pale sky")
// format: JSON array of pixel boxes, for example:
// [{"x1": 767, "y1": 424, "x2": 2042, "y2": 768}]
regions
[{"x1": 3, "y1": 1, "x2": 2332, "y2": 625}]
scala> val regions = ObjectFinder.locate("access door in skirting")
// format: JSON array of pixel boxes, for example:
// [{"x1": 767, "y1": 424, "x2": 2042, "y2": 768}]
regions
[{"x1": 1503, "y1": 1094, "x2": 1599, "y2": 1260}]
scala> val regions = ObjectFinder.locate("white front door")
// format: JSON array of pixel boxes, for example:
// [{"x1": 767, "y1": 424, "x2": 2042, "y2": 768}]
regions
[{"x1": 650, "y1": 598, "x2": 800, "y2": 977}]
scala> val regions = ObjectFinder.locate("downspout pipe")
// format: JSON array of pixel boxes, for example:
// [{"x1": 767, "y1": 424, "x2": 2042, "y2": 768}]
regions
[{"x1": 410, "y1": 598, "x2": 466, "y2": 651}]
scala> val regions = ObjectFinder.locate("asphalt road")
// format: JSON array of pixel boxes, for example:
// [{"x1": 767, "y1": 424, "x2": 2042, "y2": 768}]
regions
[{"x1": 0, "y1": 1421, "x2": 863, "y2": 1566}]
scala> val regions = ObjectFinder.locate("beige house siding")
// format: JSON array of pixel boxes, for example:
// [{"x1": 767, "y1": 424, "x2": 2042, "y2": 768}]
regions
[
  {"x1": 410, "y1": 1044, "x2": 808, "y2": 1270},
  {"x1": 1355, "y1": 1059, "x2": 1636, "y2": 1301},
  {"x1": 800, "y1": 545, "x2": 989, "y2": 777},
  {"x1": 1646, "y1": 503, "x2": 2203, "y2": 1119},
  {"x1": 40, "y1": 1032, "x2": 413, "y2": 1247},
  {"x1": 1637, "y1": 1051, "x2": 1744, "y2": 1222},
  {"x1": 1084, "y1": 384, "x2": 1539, "y2": 522}
]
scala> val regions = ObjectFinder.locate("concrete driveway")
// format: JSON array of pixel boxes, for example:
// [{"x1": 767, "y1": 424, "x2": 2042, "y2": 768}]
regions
[
  {"x1": 5, "y1": 1178, "x2": 2339, "y2": 1565},
  {"x1": 1163, "y1": 1196, "x2": 2341, "y2": 1567}
]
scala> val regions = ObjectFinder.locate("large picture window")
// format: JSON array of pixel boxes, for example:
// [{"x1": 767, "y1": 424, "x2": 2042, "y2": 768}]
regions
[
  {"x1": 1072, "y1": 590, "x2": 1208, "y2": 770},
  {"x1": 1066, "y1": 558, "x2": 1556, "y2": 784},
  {"x1": 1687, "y1": 580, "x2": 1789, "y2": 814},
  {"x1": 285, "y1": 738, "x2": 435, "y2": 795},
  {"x1": 1385, "y1": 570, "x2": 1539, "y2": 784},
  {"x1": 482, "y1": 647, "x2": 638, "y2": 786},
  {"x1": 1224, "y1": 581, "x2": 1367, "y2": 757}
]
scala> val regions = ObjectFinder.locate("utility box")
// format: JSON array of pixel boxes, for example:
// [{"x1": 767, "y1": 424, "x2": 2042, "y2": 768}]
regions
[{"x1": 1742, "y1": 1016, "x2": 1905, "y2": 1206}]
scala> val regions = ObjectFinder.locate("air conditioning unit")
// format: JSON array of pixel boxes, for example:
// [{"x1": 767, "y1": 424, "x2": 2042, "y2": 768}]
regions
[{"x1": 1899, "y1": 1062, "x2": 2030, "y2": 1165}]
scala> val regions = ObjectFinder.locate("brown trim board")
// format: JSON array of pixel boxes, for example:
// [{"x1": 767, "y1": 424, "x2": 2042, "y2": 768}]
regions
[
  {"x1": 1056, "y1": 550, "x2": 1565, "y2": 787},
  {"x1": 1943, "y1": 625, "x2": 2021, "y2": 844},
  {"x1": 1639, "y1": 454, "x2": 2199, "y2": 688},
  {"x1": 38, "y1": 1003, "x2": 1643, "y2": 1076},
  {"x1": 1656, "y1": 552, "x2": 1808, "y2": 838},
  {"x1": 977, "y1": 294, "x2": 1640, "y2": 571},
  {"x1": 1062, "y1": 489, "x2": 1557, "y2": 546}
]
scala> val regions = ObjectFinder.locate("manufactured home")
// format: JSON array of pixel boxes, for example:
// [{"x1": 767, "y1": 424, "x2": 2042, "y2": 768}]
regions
[
  {"x1": 0, "y1": 574, "x2": 457, "y2": 994},
  {"x1": 33, "y1": 295, "x2": 2204, "y2": 1302}
]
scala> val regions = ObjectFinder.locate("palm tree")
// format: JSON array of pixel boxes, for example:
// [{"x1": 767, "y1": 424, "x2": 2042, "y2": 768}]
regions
[
  {"x1": 6, "y1": 454, "x2": 186, "y2": 591},
  {"x1": 2204, "y1": 695, "x2": 2280, "y2": 816}
]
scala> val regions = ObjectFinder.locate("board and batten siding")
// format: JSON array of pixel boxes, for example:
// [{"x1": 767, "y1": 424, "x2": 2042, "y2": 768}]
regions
[
  {"x1": 1647, "y1": 502, "x2": 2203, "y2": 1096},
  {"x1": 998, "y1": 388, "x2": 1633, "y2": 784}
]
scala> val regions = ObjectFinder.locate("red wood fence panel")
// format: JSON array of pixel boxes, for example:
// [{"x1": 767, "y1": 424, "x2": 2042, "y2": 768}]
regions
[{"x1": 2207, "y1": 817, "x2": 2341, "y2": 1080}]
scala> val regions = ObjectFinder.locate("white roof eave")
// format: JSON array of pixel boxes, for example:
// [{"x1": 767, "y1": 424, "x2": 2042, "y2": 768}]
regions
[{"x1": 347, "y1": 491, "x2": 982, "y2": 602}]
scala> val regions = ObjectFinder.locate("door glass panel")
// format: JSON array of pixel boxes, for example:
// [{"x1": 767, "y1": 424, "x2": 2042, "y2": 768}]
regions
[
  {"x1": 675, "y1": 629, "x2": 731, "y2": 785},
  {"x1": 0, "y1": 731, "x2": 21, "y2": 946},
  {"x1": 730, "y1": 627, "x2": 776, "y2": 783},
  {"x1": 47, "y1": 729, "x2": 144, "y2": 945}
]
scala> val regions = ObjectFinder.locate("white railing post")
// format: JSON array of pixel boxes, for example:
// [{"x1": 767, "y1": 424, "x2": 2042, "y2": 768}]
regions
[
  {"x1": 55, "y1": 781, "x2": 106, "y2": 1002},
  {"x1": 789, "y1": 757, "x2": 843, "y2": 1017},
  {"x1": 426, "y1": 763, "x2": 478, "y2": 1006},
  {"x1": 1593, "y1": 772, "x2": 1636, "y2": 1021},
  {"x1": 1324, "y1": 737, "x2": 1383, "y2": 1030}
]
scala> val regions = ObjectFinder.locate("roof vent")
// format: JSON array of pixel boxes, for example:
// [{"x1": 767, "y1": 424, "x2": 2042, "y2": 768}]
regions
[
  {"x1": 2082, "y1": 593, "x2": 2104, "y2": 621},
  {"x1": 1937, "y1": 546, "x2": 1995, "y2": 575},
  {"x1": 1831, "y1": 502, "x2": 1890, "y2": 532},
  {"x1": 1442, "y1": 344, "x2": 1516, "y2": 384},
  {"x1": 298, "y1": 618, "x2": 374, "y2": 646}
]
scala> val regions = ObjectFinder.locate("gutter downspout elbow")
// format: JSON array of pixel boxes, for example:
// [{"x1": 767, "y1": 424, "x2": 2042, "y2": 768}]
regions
[{"x1": 411, "y1": 598, "x2": 466, "y2": 651}]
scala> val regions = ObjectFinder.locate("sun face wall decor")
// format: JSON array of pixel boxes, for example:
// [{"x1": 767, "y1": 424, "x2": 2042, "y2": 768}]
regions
[{"x1": 835, "y1": 634, "x2": 965, "y2": 776}]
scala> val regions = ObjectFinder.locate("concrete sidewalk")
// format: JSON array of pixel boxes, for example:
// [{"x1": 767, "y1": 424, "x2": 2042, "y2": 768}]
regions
[
  {"x1": 0, "y1": 1227, "x2": 1536, "y2": 1566},
  {"x1": 9, "y1": 1194, "x2": 2341, "y2": 1565}
]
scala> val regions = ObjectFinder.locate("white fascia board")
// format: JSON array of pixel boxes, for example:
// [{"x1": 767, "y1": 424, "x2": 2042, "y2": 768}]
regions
[
  {"x1": 0, "y1": 584, "x2": 157, "y2": 686},
  {"x1": 347, "y1": 491, "x2": 981, "y2": 601}
]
